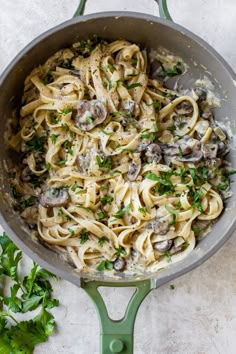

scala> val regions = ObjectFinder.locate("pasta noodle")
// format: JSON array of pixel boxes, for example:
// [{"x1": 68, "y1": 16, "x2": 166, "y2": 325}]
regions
[{"x1": 9, "y1": 39, "x2": 232, "y2": 275}]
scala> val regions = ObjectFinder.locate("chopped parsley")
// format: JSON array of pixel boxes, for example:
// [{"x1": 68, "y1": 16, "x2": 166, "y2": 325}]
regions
[
  {"x1": 192, "y1": 225, "x2": 200, "y2": 236},
  {"x1": 138, "y1": 206, "x2": 147, "y2": 216},
  {"x1": 26, "y1": 136, "x2": 46, "y2": 153},
  {"x1": 98, "y1": 126, "x2": 114, "y2": 136},
  {"x1": 18, "y1": 196, "x2": 37, "y2": 212},
  {"x1": 96, "y1": 155, "x2": 112, "y2": 173},
  {"x1": 116, "y1": 247, "x2": 127, "y2": 257},
  {"x1": 59, "y1": 108, "x2": 72, "y2": 115},
  {"x1": 80, "y1": 229, "x2": 88, "y2": 244},
  {"x1": 178, "y1": 146, "x2": 183, "y2": 158},
  {"x1": 50, "y1": 112, "x2": 58, "y2": 124},
  {"x1": 125, "y1": 82, "x2": 142, "y2": 90},
  {"x1": 165, "y1": 251, "x2": 171, "y2": 263},
  {"x1": 98, "y1": 237, "x2": 108, "y2": 247},
  {"x1": 108, "y1": 80, "x2": 113, "y2": 90},
  {"x1": 97, "y1": 211, "x2": 106, "y2": 220},
  {"x1": 49, "y1": 134, "x2": 60, "y2": 144},
  {"x1": 68, "y1": 228, "x2": 75, "y2": 236},
  {"x1": 147, "y1": 101, "x2": 161, "y2": 112},
  {"x1": 140, "y1": 133, "x2": 156, "y2": 140},
  {"x1": 110, "y1": 170, "x2": 122, "y2": 176},
  {"x1": 55, "y1": 159, "x2": 66, "y2": 166},
  {"x1": 77, "y1": 206, "x2": 93, "y2": 213},
  {"x1": 113, "y1": 204, "x2": 131, "y2": 219},
  {"x1": 71, "y1": 182, "x2": 78, "y2": 192},
  {"x1": 86, "y1": 116, "x2": 93, "y2": 124},
  {"x1": 165, "y1": 205, "x2": 178, "y2": 225},
  {"x1": 97, "y1": 260, "x2": 113, "y2": 271},
  {"x1": 145, "y1": 171, "x2": 175, "y2": 195},
  {"x1": 101, "y1": 195, "x2": 114, "y2": 205}
]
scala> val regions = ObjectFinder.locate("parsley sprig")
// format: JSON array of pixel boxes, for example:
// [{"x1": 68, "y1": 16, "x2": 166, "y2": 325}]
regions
[{"x1": 0, "y1": 233, "x2": 58, "y2": 353}]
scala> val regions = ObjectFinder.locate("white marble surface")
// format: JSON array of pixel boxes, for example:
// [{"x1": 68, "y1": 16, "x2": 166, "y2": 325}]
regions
[{"x1": 1, "y1": 1, "x2": 236, "y2": 353}]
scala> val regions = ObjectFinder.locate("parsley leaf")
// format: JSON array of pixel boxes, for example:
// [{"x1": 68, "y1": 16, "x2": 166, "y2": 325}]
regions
[
  {"x1": 113, "y1": 204, "x2": 131, "y2": 219},
  {"x1": 80, "y1": 229, "x2": 88, "y2": 244},
  {"x1": 97, "y1": 260, "x2": 113, "y2": 271},
  {"x1": 98, "y1": 237, "x2": 108, "y2": 247},
  {"x1": 101, "y1": 195, "x2": 114, "y2": 205},
  {"x1": 96, "y1": 155, "x2": 112, "y2": 172},
  {"x1": 138, "y1": 207, "x2": 147, "y2": 216}
]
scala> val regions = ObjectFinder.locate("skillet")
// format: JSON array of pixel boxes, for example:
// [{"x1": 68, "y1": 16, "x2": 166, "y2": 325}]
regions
[{"x1": 0, "y1": 1, "x2": 236, "y2": 353}]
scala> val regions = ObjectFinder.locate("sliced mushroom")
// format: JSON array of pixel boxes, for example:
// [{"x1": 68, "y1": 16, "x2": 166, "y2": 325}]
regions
[
  {"x1": 194, "y1": 87, "x2": 207, "y2": 102},
  {"x1": 193, "y1": 219, "x2": 211, "y2": 232},
  {"x1": 76, "y1": 155, "x2": 90, "y2": 173},
  {"x1": 175, "y1": 101, "x2": 193, "y2": 115},
  {"x1": 113, "y1": 258, "x2": 126, "y2": 271},
  {"x1": 169, "y1": 245, "x2": 182, "y2": 255},
  {"x1": 137, "y1": 141, "x2": 151, "y2": 153},
  {"x1": 176, "y1": 150, "x2": 203, "y2": 163},
  {"x1": 38, "y1": 188, "x2": 69, "y2": 208},
  {"x1": 153, "y1": 239, "x2": 173, "y2": 253},
  {"x1": 21, "y1": 166, "x2": 32, "y2": 182},
  {"x1": 74, "y1": 100, "x2": 107, "y2": 131},
  {"x1": 145, "y1": 143, "x2": 162, "y2": 163},
  {"x1": 148, "y1": 216, "x2": 170, "y2": 235},
  {"x1": 201, "y1": 143, "x2": 218, "y2": 159},
  {"x1": 128, "y1": 153, "x2": 141, "y2": 181},
  {"x1": 121, "y1": 99, "x2": 135, "y2": 114},
  {"x1": 69, "y1": 69, "x2": 81, "y2": 77},
  {"x1": 162, "y1": 136, "x2": 200, "y2": 157},
  {"x1": 128, "y1": 162, "x2": 141, "y2": 181}
]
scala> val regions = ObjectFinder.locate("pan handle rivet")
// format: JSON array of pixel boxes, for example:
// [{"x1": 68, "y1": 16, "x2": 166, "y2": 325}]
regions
[{"x1": 109, "y1": 339, "x2": 124, "y2": 353}]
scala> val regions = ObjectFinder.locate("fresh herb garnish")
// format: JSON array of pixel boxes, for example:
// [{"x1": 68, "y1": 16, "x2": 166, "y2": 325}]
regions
[
  {"x1": 116, "y1": 247, "x2": 127, "y2": 257},
  {"x1": 26, "y1": 136, "x2": 46, "y2": 153},
  {"x1": 192, "y1": 225, "x2": 200, "y2": 236},
  {"x1": 50, "y1": 112, "x2": 58, "y2": 124},
  {"x1": 165, "y1": 251, "x2": 171, "y2": 263},
  {"x1": 68, "y1": 228, "x2": 75, "y2": 236},
  {"x1": 97, "y1": 260, "x2": 113, "y2": 271},
  {"x1": 138, "y1": 206, "x2": 147, "y2": 216},
  {"x1": 145, "y1": 171, "x2": 175, "y2": 195},
  {"x1": 98, "y1": 237, "x2": 108, "y2": 247},
  {"x1": 18, "y1": 196, "x2": 37, "y2": 212},
  {"x1": 59, "y1": 108, "x2": 72, "y2": 115},
  {"x1": 86, "y1": 116, "x2": 93, "y2": 124},
  {"x1": 110, "y1": 170, "x2": 122, "y2": 176},
  {"x1": 113, "y1": 204, "x2": 131, "y2": 219},
  {"x1": 167, "y1": 125, "x2": 176, "y2": 131},
  {"x1": 49, "y1": 134, "x2": 60, "y2": 144},
  {"x1": 98, "y1": 126, "x2": 114, "y2": 136},
  {"x1": 80, "y1": 229, "x2": 88, "y2": 244},
  {"x1": 101, "y1": 195, "x2": 114, "y2": 205},
  {"x1": 160, "y1": 61, "x2": 182, "y2": 77},
  {"x1": 55, "y1": 159, "x2": 66, "y2": 166},
  {"x1": 97, "y1": 211, "x2": 106, "y2": 220},
  {"x1": 140, "y1": 133, "x2": 156, "y2": 140},
  {"x1": 96, "y1": 155, "x2": 112, "y2": 173},
  {"x1": 188, "y1": 187, "x2": 204, "y2": 212},
  {"x1": 165, "y1": 205, "x2": 178, "y2": 225},
  {"x1": 125, "y1": 82, "x2": 142, "y2": 90},
  {"x1": 77, "y1": 206, "x2": 93, "y2": 213},
  {"x1": 178, "y1": 146, "x2": 183, "y2": 158},
  {"x1": 108, "y1": 80, "x2": 113, "y2": 90},
  {"x1": 224, "y1": 170, "x2": 236, "y2": 177},
  {"x1": 71, "y1": 182, "x2": 78, "y2": 192},
  {"x1": 147, "y1": 101, "x2": 161, "y2": 112},
  {"x1": 153, "y1": 123, "x2": 159, "y2": 132}
]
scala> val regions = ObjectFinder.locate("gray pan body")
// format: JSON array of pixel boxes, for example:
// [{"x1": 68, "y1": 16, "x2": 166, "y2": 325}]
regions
[{"x1": 0, "y1": 12, "x2": 235, "y2": 287}]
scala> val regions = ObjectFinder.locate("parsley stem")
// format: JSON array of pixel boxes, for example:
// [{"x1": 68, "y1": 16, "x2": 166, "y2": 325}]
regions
[{"x1": 73, "y1": 0, "x2": 87, "y2": 17}]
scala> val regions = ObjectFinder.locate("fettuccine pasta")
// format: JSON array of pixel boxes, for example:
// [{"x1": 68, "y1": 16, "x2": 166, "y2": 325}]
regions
[{"x1": 9, "y1": 39, "x2": 232, "y2": 275}]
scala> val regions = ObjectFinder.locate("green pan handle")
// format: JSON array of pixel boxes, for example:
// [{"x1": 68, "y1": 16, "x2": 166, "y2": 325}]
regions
[
  {"x1": 81, "y1": 279, "x2": 155, "y2": 354},
  {"x1": 73, "y1": 0, "x2": 173, "y2": 21}
]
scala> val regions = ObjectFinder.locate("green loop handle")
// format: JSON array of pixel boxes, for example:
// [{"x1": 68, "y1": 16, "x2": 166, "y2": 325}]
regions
[
  {"x1": 73, "y1": 0, "x2": 173, "y2": 21},
  {"x1": 81, "y1": 279, "x2": 155, "y2": 354}
]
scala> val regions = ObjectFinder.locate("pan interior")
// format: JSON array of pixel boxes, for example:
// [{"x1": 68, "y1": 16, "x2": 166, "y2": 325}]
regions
[{"x1": 0, "y1": 13, "x2": 235, "y2": 285}]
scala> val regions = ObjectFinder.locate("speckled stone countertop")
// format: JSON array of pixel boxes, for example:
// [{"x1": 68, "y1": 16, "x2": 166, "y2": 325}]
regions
[{"x1": 0, "y1": 1, "x2": 236, "y2": 353}]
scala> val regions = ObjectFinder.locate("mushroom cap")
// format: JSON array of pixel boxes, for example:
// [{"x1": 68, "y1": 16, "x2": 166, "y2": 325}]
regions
[
  {"x1": 38, "y1": 188, "x2": 69, "y2": 208},
  {"x1": 74, "y1": 100, "x2": 107, "y2": 131}
]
